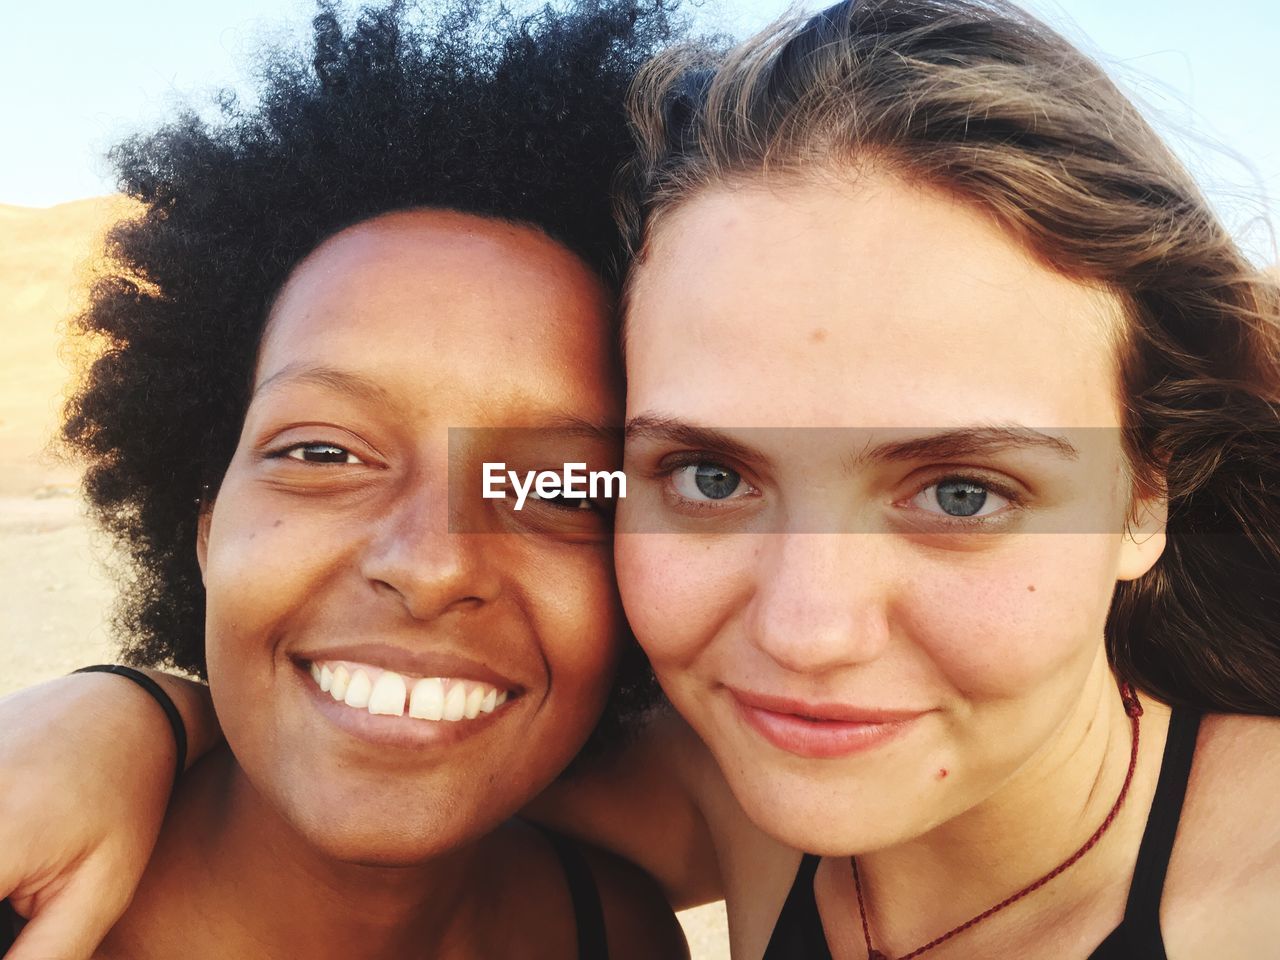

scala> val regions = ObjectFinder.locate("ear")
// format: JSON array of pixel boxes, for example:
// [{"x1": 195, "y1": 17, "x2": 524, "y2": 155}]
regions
[
  {"x1": 1116, "y1": 486, "x2": 1167, "y2": 582},
  {"x1": 196, "y1": 506, "x2": 212, "y2": 586}
]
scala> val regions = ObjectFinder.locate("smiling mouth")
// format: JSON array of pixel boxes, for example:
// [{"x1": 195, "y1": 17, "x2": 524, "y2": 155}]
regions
[
  {"x1": 307, "y1": 660, "x2": 513, "y2": 722},
  {"x1": 726, "y1": 687, "x2": 926, "y2": 759}
]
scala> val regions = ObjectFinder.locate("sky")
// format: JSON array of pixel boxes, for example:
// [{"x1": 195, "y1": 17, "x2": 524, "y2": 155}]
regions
[{"x1": 3, "y1": 0, "x2": 1276, "y2": 262}]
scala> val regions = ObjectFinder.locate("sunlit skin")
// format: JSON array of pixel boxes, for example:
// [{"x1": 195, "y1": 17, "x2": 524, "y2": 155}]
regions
[
  {"x1": 616, "y1": 172, "x2": 1173, "y2": 955},
  {"x1": 99, "y1": 210, "x2": 634, "y2": 959}
]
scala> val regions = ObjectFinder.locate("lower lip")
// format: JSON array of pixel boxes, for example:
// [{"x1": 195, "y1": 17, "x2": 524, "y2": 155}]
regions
[
  {"x1": 733, "y1": 697, "x2": 920, "y2": 759},
  {"x1": 298, "y1": 664, "x2": 515, "y2": 751}
]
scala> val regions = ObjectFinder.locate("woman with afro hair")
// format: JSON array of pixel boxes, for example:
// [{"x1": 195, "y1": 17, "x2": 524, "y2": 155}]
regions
[{"x1": 0, "y1": 1, "x2": 689, "y2": 957}]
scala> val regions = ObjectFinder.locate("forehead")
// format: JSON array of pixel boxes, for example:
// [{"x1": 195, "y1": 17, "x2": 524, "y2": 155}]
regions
[
  {"x1": 625, "y1": 173, "x2": 1123, "y2": 430},
  {"x1": 257, "y1": 209, "x2": 619, "y2": 421}
]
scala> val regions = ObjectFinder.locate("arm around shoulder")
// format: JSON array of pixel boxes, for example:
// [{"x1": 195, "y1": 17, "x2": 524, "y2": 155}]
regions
[{"x1": 0, "y1": 668, "x2": 221, "y2": 960}]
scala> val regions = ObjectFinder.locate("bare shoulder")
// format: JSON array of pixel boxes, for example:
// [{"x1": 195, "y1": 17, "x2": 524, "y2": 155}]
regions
[
  {"x1": 1192, "y1": 712, "x2": 1280, "y2": 828},
  {"x1": 581, "y1": 842, "x2": 691, "y2": 960},
  {"x1": 1163, "y1": 712, "x2": 1280, "y2": 956}
]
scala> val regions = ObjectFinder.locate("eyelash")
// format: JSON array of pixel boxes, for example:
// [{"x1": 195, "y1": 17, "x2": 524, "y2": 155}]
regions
[
  {"x1": 656, "y1": 452, "x2": 761, "y2": 511},
  {"x1": 906, "y1": 471, "x2": 1024, "y2": 526},
  {"x1": 655, "y1": 455, "x2": 1024, "y2": 525},
  {"x1": 526, "y1": 489, "x2": 615, "y2": 517},
  {"x1": 266, "y1": 441, "x2": 364, "y2": 465}
]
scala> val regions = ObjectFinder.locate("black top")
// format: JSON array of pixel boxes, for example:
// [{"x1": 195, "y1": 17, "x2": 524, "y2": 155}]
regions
[
  {"x1": 540, "y1": 824, "x2": 612, "y2": 960},
  {"x1": 0, "y1": 898, "x2": 19, "y2": 955},
  {"x1": 0, "y1": 826, "x2": 609, "y2": 959},
  {"x1": 763, "y1": 708, "x2": 1202, "y2": 960}
]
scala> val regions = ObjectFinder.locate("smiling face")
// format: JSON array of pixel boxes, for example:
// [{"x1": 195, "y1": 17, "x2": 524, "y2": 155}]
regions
[
  {"x1": 616, "y1": 172, "x2": 1166, "y2": 853},
  {"x1": 198, "y1": 209, "x2": 623, "y2": 864}
]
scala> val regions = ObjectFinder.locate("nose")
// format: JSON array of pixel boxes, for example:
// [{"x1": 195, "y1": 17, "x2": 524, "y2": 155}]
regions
[
  {"x1": 746, "y1": 533, "x2": 892, "y2": 675},
  {"x1": 359, "y1": 476, "x2": 501, "y2": 621}
]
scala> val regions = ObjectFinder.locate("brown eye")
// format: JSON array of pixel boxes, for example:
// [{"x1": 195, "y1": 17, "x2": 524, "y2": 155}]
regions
[
  {"x1": 528, "y1": 490, "x2": 596, "y2": 511},
  {"x1": 284, "y1": 443, "x2": 360, "y2": 464}
]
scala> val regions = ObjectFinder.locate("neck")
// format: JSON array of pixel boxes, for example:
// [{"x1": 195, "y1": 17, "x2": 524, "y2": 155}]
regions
[
  {"x1": 109, "y1": 747, "x2": 495, "y2": 960},
  {"x1": 856, "y1": 655, "x2": 1171, "y2": 952}
]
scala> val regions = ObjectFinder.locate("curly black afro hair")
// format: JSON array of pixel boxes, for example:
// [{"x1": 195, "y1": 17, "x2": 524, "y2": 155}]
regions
[{"x1": 62, "y1": 0, "x2": 680, "y2": 720}]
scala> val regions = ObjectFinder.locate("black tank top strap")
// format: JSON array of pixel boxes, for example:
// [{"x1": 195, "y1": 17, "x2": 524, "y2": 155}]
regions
[
  {"x1": 1123, "y1": 708, "x2": 1200, "y2": 927},
  {"x1": 0, "y1": 898, "x2": 21, "y2": 953},
  {"x1": 536, "y1": 825, "x2": 611, "y2": 960},
  {"x1": 1088, "y1": 707, "x2": 1202, "y2": 959},
  {"x1": 763, "y1": 853, "x2": 833, "y2": 960}
]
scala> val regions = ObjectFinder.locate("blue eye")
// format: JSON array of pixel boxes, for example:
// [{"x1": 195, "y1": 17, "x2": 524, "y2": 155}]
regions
[
  {"x1": 913, "y1": 478, "x2": 1008, "y2": 518},
  {"x1": 283, "y1": 443, "x2": 361, "y2": 464},
  {"x1": 937, "y1": 480, "x2": 987, "y2": 516},
  {"x1": 671, "y1": 462, "x2": 746, "y2": 501}
]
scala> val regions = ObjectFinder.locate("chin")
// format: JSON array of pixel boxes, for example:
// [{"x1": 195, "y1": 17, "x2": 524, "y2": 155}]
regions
[
  {"x1": 268, "y1": 777, "x2": 490, "y2": 866},
  {"x1": 294, "y1": 802, "x2": 476, "y2": 865},
  {"x1": 716, "y1": 747, "x2": 939, "y2": 856}
]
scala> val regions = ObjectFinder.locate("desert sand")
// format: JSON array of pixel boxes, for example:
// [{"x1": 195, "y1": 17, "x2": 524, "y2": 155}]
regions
[
  {"x1": 0, "y1": 197, "x2": 130, "y2": 696},
  {"x1": 0, "y1": 196, "x2": 729, "y2": 958}
]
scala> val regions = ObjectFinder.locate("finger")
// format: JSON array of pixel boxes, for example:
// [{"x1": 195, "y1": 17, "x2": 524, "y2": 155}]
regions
[{"x1": 4, "y1": 875, "x2": 127, "y2": 960}]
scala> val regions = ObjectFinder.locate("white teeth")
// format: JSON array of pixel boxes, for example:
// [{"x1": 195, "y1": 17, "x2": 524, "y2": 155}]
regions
[
  {"x1": 367, "y1": 671, "x2": 407, "y2": 717},
  {"x1": 329, "y1": 665, "x2": 350, "y2": 701},
  {"x1": 343, "y1": 669, "x2": 372, "y2": 709},
  {"x1": 309, "y1": 661, "x2": 510, "y2": 723},
  {"x1": 443, "y1": 683, "x2": 468, "y2": 722},
  {"x1": 464, "y1": 684, "x2": 485, "y2": 720},
  {"x1": 408, "y1": 678, "x2": 445, "y2": 720}
]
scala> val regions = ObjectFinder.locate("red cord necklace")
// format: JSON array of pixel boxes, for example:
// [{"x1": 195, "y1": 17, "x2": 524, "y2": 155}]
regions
[{"x1": 851, "y1": 682, "x2": 1144, "y2": 960}]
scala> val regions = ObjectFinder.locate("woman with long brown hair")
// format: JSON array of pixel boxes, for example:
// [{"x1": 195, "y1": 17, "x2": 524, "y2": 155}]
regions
[
  {"x1": 2, "y1": 1, "x2": 1277, "y2": 957},
  {"x1": 606, "y1": 1, "x2": 1280, "y2": 955}
]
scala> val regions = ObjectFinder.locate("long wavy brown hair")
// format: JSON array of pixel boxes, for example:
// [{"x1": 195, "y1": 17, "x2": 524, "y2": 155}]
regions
[{"x1": 615, "y1": 0, "x2": 1280, "y2": 713}]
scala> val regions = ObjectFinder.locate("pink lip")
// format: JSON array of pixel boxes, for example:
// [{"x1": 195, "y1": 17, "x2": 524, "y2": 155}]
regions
[
  {"x1": 291, "y1": 643, "x2": 524, "y2": 693},
  {"x1": 727, "y1": 686, "x2": 927, "y2": 759}
]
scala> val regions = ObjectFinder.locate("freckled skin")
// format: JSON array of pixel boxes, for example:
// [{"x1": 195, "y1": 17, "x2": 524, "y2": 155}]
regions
[{"x1": 617, "y1": 173, "x2": 1166, "y2": 855}]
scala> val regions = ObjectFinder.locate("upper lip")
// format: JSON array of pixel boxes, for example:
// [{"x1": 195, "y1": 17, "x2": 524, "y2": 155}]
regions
[
  {"x1": 727, "y1": 685, "x2": 927, "y2": 723},
  {"x1": 292, "y1": 643, "x2": 524, "y2": 692}
]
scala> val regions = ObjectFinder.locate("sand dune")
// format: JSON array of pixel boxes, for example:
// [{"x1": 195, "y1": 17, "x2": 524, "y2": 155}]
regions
[
  {"x1": 0, "y1": 195, "x2": 136, "y2": 498},
  {"x1": 0, "y1": 196, "x2": 135, "y2": 698}
]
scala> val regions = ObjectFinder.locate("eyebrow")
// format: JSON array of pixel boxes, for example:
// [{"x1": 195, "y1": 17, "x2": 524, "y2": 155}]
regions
[
  {"x1": 529, "y1": 415, "x2": 623, "y2": 442},
  {"x1": 254, "y1": 365, "x2": 620, "y2": 438},
  {"x1": 253, "y1": 363, "x2": 394, "y2": 406},
  {"x1": 867, "y1": 426, "x2": 1079, "y2": 463},
  {"x1": 624, "y1": 415, "x2": 772, "y2": 466},
  {"x1": 624, "y1": 415, "x2": 1078, "y2": 465}
]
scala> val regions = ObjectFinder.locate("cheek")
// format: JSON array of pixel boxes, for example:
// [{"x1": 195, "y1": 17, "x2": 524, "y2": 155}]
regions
[
  {"x1": 903, "y1": 534, "x2": 1123, "y2": 699},
  {"x1": 200, "y1": 472, "x2": 349, "y2": 750},
  {"x1": 522, "y1": 544, "x2": 624, "y2": 726},
  {"x1": 614, "y1": 532, "x2": 753, "y2": 672}
]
